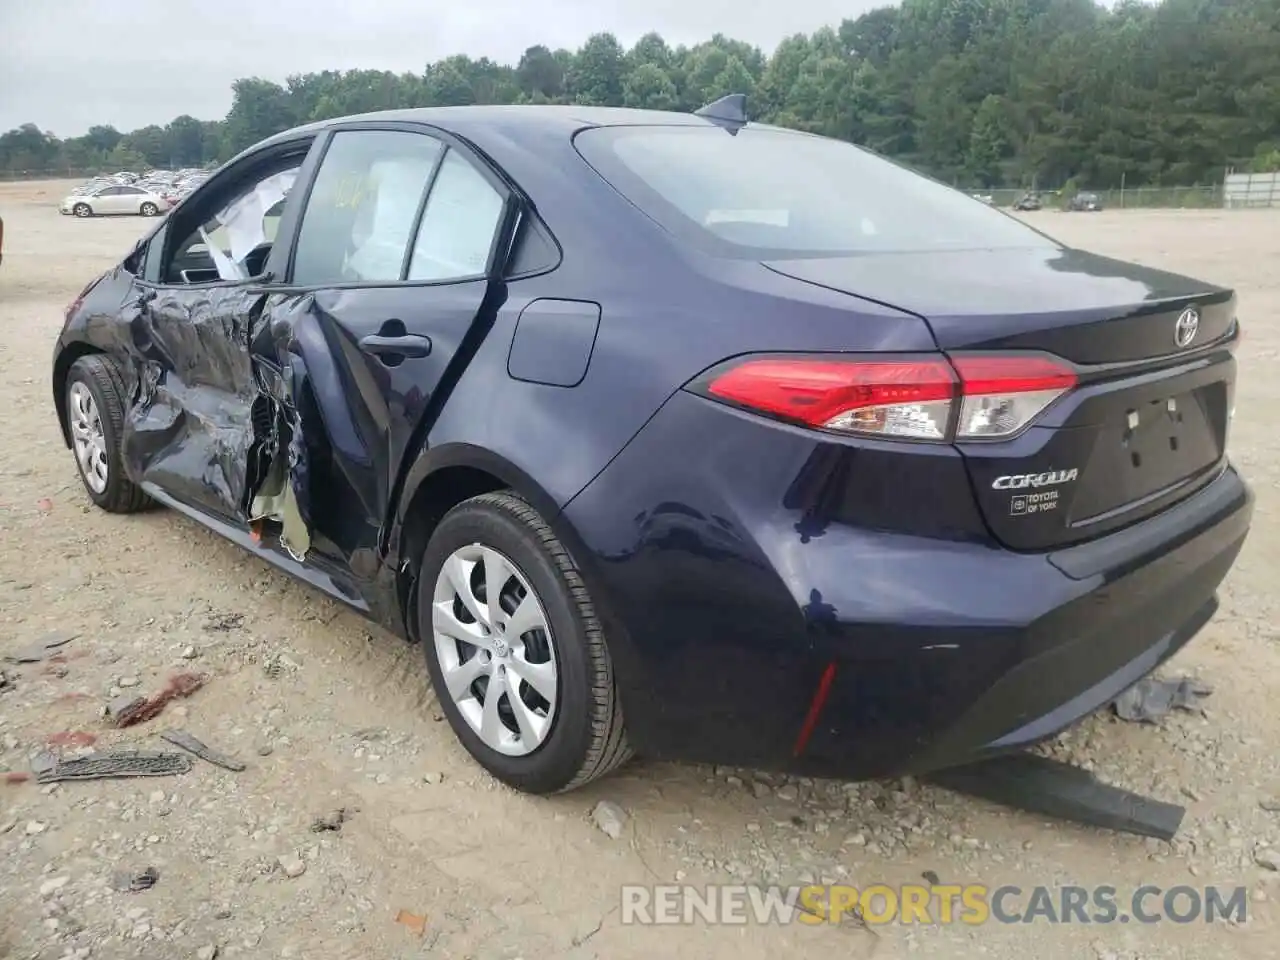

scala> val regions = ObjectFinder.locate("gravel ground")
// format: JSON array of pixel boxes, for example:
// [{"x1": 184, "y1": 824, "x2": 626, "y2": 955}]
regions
[{"x1": 1, "y1": 179, "x2": 1278, "y2": 960}]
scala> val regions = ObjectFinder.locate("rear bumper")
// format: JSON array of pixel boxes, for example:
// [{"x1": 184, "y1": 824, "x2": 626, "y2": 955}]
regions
[{"x1": 562, "y1": 389, "x2": 1253, "y2": 779}]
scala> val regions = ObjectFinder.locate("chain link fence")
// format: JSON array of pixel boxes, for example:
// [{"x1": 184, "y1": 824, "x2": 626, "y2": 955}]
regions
[{"x1": 972, "y1": 185, "x2": 1224, "y2": 210}]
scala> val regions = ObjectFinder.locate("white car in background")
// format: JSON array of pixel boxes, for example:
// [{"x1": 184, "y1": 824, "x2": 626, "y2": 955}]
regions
[{"x1": 60, "y1": 184, "x2": 171, "y2": 218}]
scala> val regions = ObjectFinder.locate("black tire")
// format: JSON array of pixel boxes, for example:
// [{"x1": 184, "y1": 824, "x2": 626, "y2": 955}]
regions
[
  {"x1": 72, "y1": 202, "x2": 92, "y2": 218},
  {"x1": 418, "y1": 491, "x2": 631, "y2": 794},
  {"x1": 65, "y1": 355, "x2": 151, "y2": 513},
  {"x1": 140, "y1": 202, "x2": 158, "y2": 217}
]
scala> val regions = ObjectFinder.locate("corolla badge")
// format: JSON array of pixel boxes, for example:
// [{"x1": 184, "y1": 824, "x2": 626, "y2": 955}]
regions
[
  {"x1": 1174, "y1": 307, "x2": 1200, "y2": 349},
  {"x1": 992, "y1": 469, "x2": 1079, "y2": 490}
]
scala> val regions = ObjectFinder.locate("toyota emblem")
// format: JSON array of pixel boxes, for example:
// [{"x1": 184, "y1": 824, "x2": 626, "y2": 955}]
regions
[{"x1": 1174, "y1": 307, "x2": 1200, "y2": 348}]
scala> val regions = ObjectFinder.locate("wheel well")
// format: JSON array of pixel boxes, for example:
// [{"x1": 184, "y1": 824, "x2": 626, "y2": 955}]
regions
[
  {"x1": 397, "y1": 465, "x2": 508, "y2": 642},
  {"x1": 52, "y1": 344, "x2": 105, "y2": 446}
]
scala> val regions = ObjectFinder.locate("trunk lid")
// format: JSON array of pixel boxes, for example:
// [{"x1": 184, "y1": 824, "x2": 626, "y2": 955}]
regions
[{"x1": 765, "y1": 247, "x2": 1239, "y2": 550}]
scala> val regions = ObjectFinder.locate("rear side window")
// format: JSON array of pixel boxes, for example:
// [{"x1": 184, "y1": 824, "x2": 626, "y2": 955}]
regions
[
  {"x1": 292, "y1": 130, "x2": 444, "y2": 285},
  {"x1": 574, "y1": 126, "x2": 1054, "y2": 259},
  {"x1": 407, "y1": 150, "x2": 505, "y2": 281}
]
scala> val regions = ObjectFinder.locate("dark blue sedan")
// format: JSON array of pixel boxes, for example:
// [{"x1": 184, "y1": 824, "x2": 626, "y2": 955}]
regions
[{"x1": 51, "y1": 101, "x2": 1252, "y2": 794}]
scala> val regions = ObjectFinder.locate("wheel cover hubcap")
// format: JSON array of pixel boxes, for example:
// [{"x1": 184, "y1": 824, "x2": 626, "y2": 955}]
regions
[
  {"x1": 432, "y1": 544, "x2": 558, "y2": 756},
  {"x1": 69, "y1": 382, "x2": 108, "y2": 494}
]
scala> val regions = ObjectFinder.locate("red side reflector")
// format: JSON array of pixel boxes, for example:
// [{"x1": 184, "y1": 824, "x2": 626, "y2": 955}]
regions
[
  {"x1": 792, "y1": 661, "x2": 838, "y2": 757},
  {"x1": 706, "y1": 358, "x2": 957, "y2": 428}
]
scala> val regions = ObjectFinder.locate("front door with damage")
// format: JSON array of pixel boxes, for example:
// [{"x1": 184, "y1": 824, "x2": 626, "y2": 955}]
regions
[
  {"x1": 120, "y1": 139, "x2": 314, "y2": 525},
  {"x1": 242, "y1": 127, "x2": 512, "y2": 579}
]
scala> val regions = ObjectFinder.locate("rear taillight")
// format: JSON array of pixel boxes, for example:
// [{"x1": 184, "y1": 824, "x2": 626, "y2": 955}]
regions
[
  {"x1": 950, "y1": 355, "x2": 1076, "y2": 440},
  {"x1": 696, "y1": 353, "x2": 1077, "y2": 442},
  {"x1": 705, "y1": 357, "x2": 956, "y2": 440}
]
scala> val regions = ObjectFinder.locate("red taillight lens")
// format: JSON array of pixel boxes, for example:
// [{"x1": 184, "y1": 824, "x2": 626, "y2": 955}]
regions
[
  {"x1": 698, "y1": 353, "x2": 1077, "y2": 442},
  {"x1": 705, "y1": 357, "x2": 958, "y2": 440}
]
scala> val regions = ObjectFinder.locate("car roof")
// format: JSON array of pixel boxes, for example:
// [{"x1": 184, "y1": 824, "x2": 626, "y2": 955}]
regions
[{"x1": 255, "y1": 104, "x2": 733, "y2": 150}]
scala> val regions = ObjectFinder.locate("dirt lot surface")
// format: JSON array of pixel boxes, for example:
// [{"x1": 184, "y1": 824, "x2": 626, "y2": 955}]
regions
[{"x1": 1, "y1": 179, "x2": 1278, "y2": 959}]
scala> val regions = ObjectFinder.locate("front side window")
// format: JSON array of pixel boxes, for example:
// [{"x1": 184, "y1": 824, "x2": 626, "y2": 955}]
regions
[
  {"x1": 575, "y1": 126, "x2": 1056, "y2": 259},
  {"x1": 292, "y1": 131, "x2": 444, "y2": 286},
  {"x1": 164, "y1": 159, "x2": 302, "y2": 284}
]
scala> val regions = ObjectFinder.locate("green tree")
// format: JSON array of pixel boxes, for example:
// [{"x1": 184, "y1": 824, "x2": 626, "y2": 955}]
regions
[
  {"x1": 622, "y1": 63, "x2": 677, "y2": 110},
  {"x1": 628, "y1": 32, "x2": 673, "y2": 71},
  {"x1": 85, "y1": 125, "x2": 123, "y2": 155},
  {"x1": 107, "y1": 144, "x2": 147, "y2": 171},
  {"x1": 165, "y1": 115, "x2": 205, "y2": 166},
  {"x1": 566, "y1": 33, "x2": 625, "y2": 105},
  {"x1": 9, "y1": 0, "x2": 1280, "y2": 188},
  {"x1": 966, "y1": 94, "x2": 1009, "y2": 185},
  {"x1": 224, "y1": 78, "x2": 296, "y2": 155},
  {"x1": 516, "y1": 45, "x2": 564, "y2": 99}
]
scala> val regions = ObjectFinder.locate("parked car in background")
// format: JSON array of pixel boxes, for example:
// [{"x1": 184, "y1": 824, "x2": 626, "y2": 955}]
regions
[
  {"x1": 1013, "y1": 192, "x2": 1043, "y2": 211},
  {"x1": 50, "y1": 101, "x2": 1251, "y2": 795},
  {"x1": 60, "y1": 184, "x2": 171, "y2": 218},
  {"x1": 1069, "y1": 191, "x2": 1103, "y2": 211}
]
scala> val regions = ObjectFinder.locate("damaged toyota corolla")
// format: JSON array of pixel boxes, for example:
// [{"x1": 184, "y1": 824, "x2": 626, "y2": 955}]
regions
[{"x1": 51, "y1": 100, "x2": 1252, "y2": 795}]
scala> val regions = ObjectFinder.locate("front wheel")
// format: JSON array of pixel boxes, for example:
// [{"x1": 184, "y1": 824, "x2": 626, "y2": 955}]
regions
[
  {"x1": 65, "y1": 355, "x2": 150, "y2": 513},
  {"x1": 72, "y1": 203, "x2": 91, "y2": 218},
  {"x1": 140, "y1": 202, "x2": 159, "y2": 217},
  {"x1": 418, "y1": 491, "x2": 631, "y2": 794}
]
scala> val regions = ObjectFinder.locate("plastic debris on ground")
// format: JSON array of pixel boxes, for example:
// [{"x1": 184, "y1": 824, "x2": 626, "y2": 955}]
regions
[
  {"x1": 33, "y1": 749, "x2": 192, "y2": 783},
  {"x1": 203, "y1": 612, "x2": 244, "y2": 632},
  {"x1": 110, "y1": 867, "x2": 160, "y2": 893},
  {"x1": 160, "y1": 729, "x2": 246, "y2": 771},
  {"x1": 4, "y1": 631, "x2": 76, "y2": 664},
  {"x1": 1112, "y1": 676, "x2": 1213, "y2": 724},
  {"x1": 311, "y1": 808, "x2": 356, "y2": 833},
  {"x1": 106, "y1": 672, "x2": 207, "y2": 727}
]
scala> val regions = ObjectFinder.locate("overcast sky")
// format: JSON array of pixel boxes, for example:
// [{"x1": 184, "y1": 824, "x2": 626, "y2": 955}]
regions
[{"x1": 0, "y1": 0, "x2": 883, "y2": 136}]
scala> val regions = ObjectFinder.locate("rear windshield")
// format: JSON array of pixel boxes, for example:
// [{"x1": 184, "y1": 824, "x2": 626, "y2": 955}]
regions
[{"x1": 574, "y1": 125, "x2": 1054, "y2": 259}]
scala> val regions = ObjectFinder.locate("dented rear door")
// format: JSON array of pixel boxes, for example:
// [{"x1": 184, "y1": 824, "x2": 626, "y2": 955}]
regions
[{"x1": 243, "y1": 125, "x2": 516, "y2": 571}]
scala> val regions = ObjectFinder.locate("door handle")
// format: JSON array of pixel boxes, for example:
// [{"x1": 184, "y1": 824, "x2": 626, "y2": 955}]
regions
[{"x1": 359, "y1": 333, "x2": 432, "y2": 360}]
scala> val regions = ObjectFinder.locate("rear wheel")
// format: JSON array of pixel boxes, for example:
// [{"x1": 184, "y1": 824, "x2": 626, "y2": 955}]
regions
[
  {"x1": 140, "y1": 202, "x2": 159, "y2": 217},
  {"x1": 418, "y1": 491, "x2": 631, "y2": 793},
  {"x1": 72, "y1": 203, "x2": 92, "y2": 218},
  {"x1": 65, "y1": 356, "x2": 150, "y2": 513}
]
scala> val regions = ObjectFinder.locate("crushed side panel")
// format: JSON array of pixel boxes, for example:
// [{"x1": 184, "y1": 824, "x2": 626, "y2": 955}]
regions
[{"x1": 119, "y1": 285, "x2": 267, "y2": 521}]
